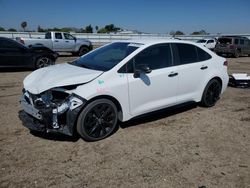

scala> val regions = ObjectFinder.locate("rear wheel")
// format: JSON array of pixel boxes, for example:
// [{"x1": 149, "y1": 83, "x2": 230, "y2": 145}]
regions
[
  {"x1": 35, "y1": 57, "x2": 54, "y2": 69},
  {"x1": 201, "y1": 79, "x2": 222, "y2": 107},
  {"x1": 77, "y1": 99, "x2": 118, "y2": 141},
  {"x1": 234, "y1": 50, "x2": 240, "y2": 58}
]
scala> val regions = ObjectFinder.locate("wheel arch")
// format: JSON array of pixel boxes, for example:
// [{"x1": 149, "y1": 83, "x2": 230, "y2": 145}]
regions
[{"x1": 83, "y1": 95, "x2": 123, "y2": 121}]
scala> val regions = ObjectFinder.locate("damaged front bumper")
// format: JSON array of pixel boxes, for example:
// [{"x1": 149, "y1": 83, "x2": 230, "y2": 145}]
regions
[{"x1": 19, "y1": 89, "x2": 86, "y2": 136}]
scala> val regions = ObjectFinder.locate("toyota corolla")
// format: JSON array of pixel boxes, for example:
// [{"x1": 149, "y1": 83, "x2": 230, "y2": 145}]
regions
[{"x1": 19, "y1": 40, "x2": 229, "y2": 141}]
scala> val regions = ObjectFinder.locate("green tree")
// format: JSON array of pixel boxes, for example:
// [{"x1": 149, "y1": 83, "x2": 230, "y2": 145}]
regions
[
  {"x1": 37, "y1": 25, "x2": 44, "y2": 32},
  {"x1": 21, "y1": 21, "x2": 27, "y2": 31},
  {"x1": 170, "y1": 30, "x2": 184, "y2": 36},
  {"x1": 191, "y1": 30, "x2": 209, "y2": 35},
  {"x1": 0, "y1": 27, "x2": 5, "y2": 31},
  {"x1": 84, "y1": 25, "x2": 93, "y2": 33},
  {"x1": 8, "y1": 28, "x2": 17, "y2": 32}
]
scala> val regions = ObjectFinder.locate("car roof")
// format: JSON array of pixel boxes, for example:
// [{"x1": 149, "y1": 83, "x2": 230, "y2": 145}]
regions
[{"x1": 115, "y1": 39, "x2": 197, "y2": 46}]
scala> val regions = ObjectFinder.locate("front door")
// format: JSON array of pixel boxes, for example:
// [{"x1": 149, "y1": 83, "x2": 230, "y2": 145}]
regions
[{"x1": 127, "y1": 44, "x2": 178, "y2": 116}]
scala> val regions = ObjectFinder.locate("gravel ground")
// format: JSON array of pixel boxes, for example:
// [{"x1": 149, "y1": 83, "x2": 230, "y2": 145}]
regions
[{"x1": 0, "y1": 55, "x2": 249, "y2": 188}]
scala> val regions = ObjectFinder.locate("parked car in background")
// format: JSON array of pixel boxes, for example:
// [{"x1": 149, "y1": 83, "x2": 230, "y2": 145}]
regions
[
  {"x1": 0, "y1": 37, "x2": 58, "y2": 69},
  {"x1": 16, "y1": 32, "x2": 93, "y2": 56},
  {"x1": 214, "y1": 36, "x2": 250, "y2": 57},
  {"x1": 19, "y1": 40, "x2": 229, "y2": 141},
  {"x1": 196, "y1": 38, "x2": 217, "y2": 50}
]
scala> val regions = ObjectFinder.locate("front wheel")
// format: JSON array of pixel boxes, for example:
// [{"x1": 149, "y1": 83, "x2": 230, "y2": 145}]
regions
[
  {"x1": 77, "y1": 99, "x2": 118, "y2": 141},
  {"x1": 35, "y1": 57, "x2": 54, "y2": 69},
  {"x1": 78, "y1": 46, "x2": 89, "y2": 56},
  {"x1": 201, "y1": 79, "x2": 222, "y2": 107}
]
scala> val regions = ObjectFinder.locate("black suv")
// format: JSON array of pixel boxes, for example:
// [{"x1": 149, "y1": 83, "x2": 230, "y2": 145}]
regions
[{"x1": 214, "y1": 36, "x2": 250, "y2": 57}]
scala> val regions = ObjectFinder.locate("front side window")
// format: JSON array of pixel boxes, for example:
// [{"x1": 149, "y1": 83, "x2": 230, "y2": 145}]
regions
[
  {"x1": 207, "y1": 40, "x2": 214, "y2": 43},
  {"x1": 120, "y1": 44, "x2": 173, "y2": 73},
  {"x1": 71, "y1": 42, "x2": 140, "y2": 71},
  {"x1": 134, "y1": 44, "x2": 172, "y2": 70},
  {"x1": 64, "y1": 33, "x2": 74, "y2": 40}
]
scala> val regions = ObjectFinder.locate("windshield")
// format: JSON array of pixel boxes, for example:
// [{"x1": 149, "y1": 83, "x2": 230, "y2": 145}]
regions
[
  {"x1": 71, "y1": 42, "x2": 141, "y2": 71},
  {"x1": 197, "y1": 40, "x2": 207, "y2": 43}
]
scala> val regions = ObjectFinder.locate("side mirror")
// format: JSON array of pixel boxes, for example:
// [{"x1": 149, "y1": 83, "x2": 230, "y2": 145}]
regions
[{"x1": 133, "y1": 64, "x2": 152, "y2": 78}]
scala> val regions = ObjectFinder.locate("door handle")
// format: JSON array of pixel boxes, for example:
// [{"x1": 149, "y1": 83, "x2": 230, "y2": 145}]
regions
[
  {"x1": 54, "y1": 40, "x2": 59, "y2": 42},
  {"x1": 200, "y1": 66, "x2": 208, "y2": 70},
  {"x1": 168, "y1": 72, "x2": 178, "y2": 77}
]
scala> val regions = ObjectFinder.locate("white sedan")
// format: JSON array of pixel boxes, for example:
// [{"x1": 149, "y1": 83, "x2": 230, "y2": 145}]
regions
[{"x1": 20, "y1": 40, "x2": 229, "y2": 141}]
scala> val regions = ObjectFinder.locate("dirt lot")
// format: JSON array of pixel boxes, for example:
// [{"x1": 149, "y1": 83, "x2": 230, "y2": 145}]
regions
[{"x1": 0, "y1": 56, "x2": 249, "y2": 188}]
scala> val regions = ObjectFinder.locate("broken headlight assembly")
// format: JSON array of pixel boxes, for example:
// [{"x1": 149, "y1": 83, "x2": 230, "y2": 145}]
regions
[{"x1": 21, "y1": 87, "x2": 85, "y2": 135}]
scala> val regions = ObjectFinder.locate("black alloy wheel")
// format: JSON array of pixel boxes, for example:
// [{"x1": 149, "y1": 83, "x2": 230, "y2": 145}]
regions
[
  {"x1": 36, "y1": 57, "x2": 54, "y2": 69},
  {"x1": 201, "y1": 79, "x2": 222, "y2": 107},
  {"x1": 77, "y1": 99, "x2": 118, "y2": 141}
]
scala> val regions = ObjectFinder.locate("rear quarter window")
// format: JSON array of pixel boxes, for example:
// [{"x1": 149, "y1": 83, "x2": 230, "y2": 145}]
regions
[{"x1": 173, "y1": 43, "x2": 211, "y2": 65}]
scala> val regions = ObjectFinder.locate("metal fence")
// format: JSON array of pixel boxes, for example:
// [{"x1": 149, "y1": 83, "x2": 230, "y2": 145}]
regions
[{"x1": 0, "y1": 31, "x2": 250, "y2": 45}]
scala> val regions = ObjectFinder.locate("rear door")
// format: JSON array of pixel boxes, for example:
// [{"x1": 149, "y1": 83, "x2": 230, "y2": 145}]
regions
[
  {"x1": 126, "y1": 43, "x2": 179, "y2": 116},
  {"x1": 0, "y1": 38, "x2": 32, "y2": 67},
  {"x1": 172, "y1": 43, "x2": 212, "y2": 103}
]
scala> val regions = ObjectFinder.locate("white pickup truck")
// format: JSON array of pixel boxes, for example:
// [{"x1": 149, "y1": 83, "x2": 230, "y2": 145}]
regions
[{"x1": 17, "y1": 32, "x2": 93, "y2": 56}]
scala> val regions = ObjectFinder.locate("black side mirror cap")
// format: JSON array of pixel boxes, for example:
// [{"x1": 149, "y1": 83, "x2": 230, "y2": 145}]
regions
[{"x1": 133, "y1": 64, "x2": 152, "y2": 78}]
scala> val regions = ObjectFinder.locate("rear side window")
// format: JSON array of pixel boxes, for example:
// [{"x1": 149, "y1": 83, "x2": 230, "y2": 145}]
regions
[
  {"x1": 240, "y1": 39, "x2": 244, "y2": 45},
  {"x1": 55, "y1": 33, "x2": 62, "y2": 39},
  {"x1": 196, "y1": 47, "x2": 212, "y2": 61},
  {"x1": 175, "y1": 43, "x2": 198, "y2": 64},
  {"x1": 173, "y1": 43, "x2": 211, "y2": 65},
  {"x1": 45, "y1": 33, "x2": 51, "y2": 39},
  {"x1": 234, "y1": 39, "x2": 239, "y2": 44}
]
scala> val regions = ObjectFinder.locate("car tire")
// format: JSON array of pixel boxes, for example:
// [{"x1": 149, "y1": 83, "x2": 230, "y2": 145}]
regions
[
  {"x1": 234, "y1": 50, "x2": 240, "y2": 58},
  {"x1": 35, "y1": 56, "x2": 54, "y2": 69},
  {"x1": 78, "y1": 46, "x2": 89, "y2": 56},
  {"x1": 77, "y1": 99, "x2": 118, "y2": 141},
  {"x1": 200, "y1": 79, "x2": 222, "y2": 107}
]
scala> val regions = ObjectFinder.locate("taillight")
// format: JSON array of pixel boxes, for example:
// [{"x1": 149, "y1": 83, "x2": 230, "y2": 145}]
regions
[
  {"x1": 223, "y1": 61, "x2": 228, "y2": 66},
  {"x1": 229, "y1": 45, "x2": 235, "y2": 49}
]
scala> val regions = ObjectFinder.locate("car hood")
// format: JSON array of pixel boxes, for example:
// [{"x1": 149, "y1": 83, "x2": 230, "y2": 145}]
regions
[{"x1": 24, "y1": 63, "x2": 103, "y2": 94}]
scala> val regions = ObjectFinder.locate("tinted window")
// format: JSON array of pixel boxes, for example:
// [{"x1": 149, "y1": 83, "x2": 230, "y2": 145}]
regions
[
  {"x1": 196, "y1": 47, "x2": 212, "y2": 61},
  {"x1": 45, "y1": 32, "x2": 51, "y2": 39},
  {"x1": 55, "y1": 33, "x2": 62, "y2": 39},
  {"x1": 218, "y1": 38, "x2": 232, "y2": 44},
  {"x1": 197, "y1": 40, "x2": 206, "y2": 43},
  {"x1": 64, "y1": 33, "x2": 74, "y2": 40},
  {"x1": 176, "y1": 43, "x2": 198, "y2": 64},
  {"x1": 240, "y1": 39, "x2": 244, "y2": 45},
  {"x1": 133, "y1": 44, "x2": 172, "y2": 70},
  {"x1": 234, "y1": 39, "x2": 239, "y2": 44},
  {"x1": 72, "y1": 42, "x2": 139, "y2": 71},
  {"x1": 207, "y1": 40, "x2": 214, "y2": 43},
  {"x1": 0, "y1": 38, "x2": 19, "y2": 49}
]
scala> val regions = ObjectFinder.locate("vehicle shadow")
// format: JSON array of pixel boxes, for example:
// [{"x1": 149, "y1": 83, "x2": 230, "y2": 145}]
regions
[
  {"x1": 29, "y1": 130, "x2": 80, "y2": 142},
  {"x1": 0, "y1": 67, "x2": 34, "y2": 72},
  {"x1": 120, "y1": 102, "x2": 198, "y2": 129}
]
